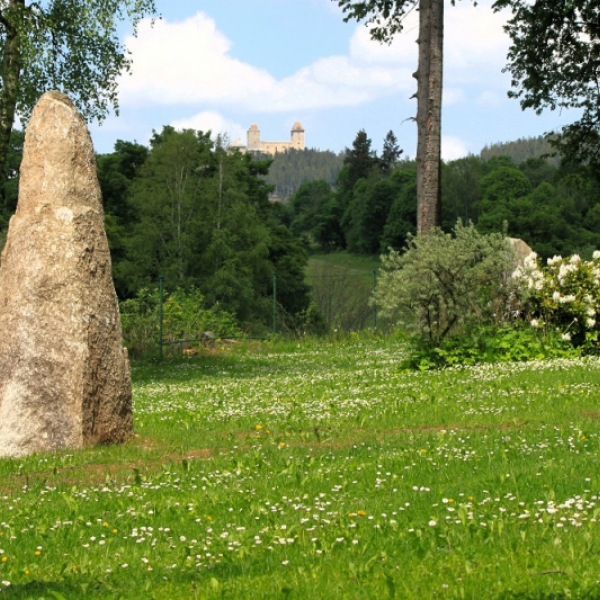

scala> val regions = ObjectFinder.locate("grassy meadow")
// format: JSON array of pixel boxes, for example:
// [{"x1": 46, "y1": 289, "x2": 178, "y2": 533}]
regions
[{"x1": 1, "y1": 336, "x2": 600, "y2": 599}]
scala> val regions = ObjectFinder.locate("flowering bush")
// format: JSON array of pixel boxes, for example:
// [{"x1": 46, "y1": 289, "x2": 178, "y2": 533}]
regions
[{"x1": 512, "y1": 250, "x2": 600, "y2": 351}]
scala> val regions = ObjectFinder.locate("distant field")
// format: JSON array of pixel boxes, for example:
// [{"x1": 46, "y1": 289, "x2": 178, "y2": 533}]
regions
[
  {"x1": 1, "y1": 338, "x2": 600, "y2": 599},
  {"x1": 305, "y1": 253, "x2": 381, "y2": 331},
  {"x1": 307, "y1": 252, "x2": 381, "y2": 274}
]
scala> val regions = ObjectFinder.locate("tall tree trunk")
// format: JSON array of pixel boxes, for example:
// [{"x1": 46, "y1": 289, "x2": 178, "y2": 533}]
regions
[
  {"x1": 415, "y1": 0, "x2": 443, "y2": 235},
  {"x1": 0, "y1": 0, "x2": 23, "y2": 187}
]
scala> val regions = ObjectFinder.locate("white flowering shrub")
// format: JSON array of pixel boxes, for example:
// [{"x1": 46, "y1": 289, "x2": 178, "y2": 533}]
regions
[{"x1": 512, "y1": 251, "x2": 600, "y2": 350}]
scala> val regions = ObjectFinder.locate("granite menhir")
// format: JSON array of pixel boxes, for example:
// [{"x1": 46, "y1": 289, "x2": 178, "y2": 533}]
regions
[{"x1": 0, "y1": 91, "x2": 133, "y2": 457}]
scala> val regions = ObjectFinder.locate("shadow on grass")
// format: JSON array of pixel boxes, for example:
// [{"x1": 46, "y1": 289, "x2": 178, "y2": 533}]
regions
[{"x1": 3, "y1": 579, "x2": 114, "y2": 600}]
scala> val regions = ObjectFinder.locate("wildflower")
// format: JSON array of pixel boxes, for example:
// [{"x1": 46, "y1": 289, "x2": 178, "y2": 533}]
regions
[
  {"x1": 1, "y1": 556, "x2": 6, "y2": 563},
  {"x1": 593, "y1": 250, "x2": 600, "y2": 260},
  {"x1": 357, "y1": 510, "x2": 367, "y2": 517},
  {"x1": 530, "y1": 319, "x2": 539, "y2": 328},
  {"x1": 428, "y1": 520, "x2": 437, "y2": 527},
  {"x1": 255, "y1": 424, "x2": 263, "y2": 431},
  {"x1": 561, "y1": 333, "x2": 572, "y2": 342},
  {"x1": 586, "y1": 318, "x2": 596, "y2": 329}
]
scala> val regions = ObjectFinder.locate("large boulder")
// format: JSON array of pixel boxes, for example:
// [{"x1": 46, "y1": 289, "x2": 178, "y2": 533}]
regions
[
  {"x1": 0, "y1": 91, "x2": 133, "y2": 457},
  {"x1": 508, "y1": 237, "x2": 534, "y2": 265}
]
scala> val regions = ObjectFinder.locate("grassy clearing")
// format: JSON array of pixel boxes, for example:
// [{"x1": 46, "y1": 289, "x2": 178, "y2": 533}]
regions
[
  {"x1": 1, "y1": 337, "x2": 600, "y2": 599},
  {"x1": 307, "y1": 252, "x2": 381, "y2": 274}
]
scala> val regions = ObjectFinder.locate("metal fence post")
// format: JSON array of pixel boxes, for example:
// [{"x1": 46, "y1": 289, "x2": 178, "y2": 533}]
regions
[
  {"x1": 272, "y1": 272, "x2": 277, "y2": 335},
  {"x1": 159, "y1": 275, "x2": 164, "y2": 360},
  {"x1": 372, "y1": 270, "x2": 377, "y2": 329}
]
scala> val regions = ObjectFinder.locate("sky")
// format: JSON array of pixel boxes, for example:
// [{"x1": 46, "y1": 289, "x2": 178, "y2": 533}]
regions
[{"x1": 89, "y1": 0, "x2": 579, "y2": 161}]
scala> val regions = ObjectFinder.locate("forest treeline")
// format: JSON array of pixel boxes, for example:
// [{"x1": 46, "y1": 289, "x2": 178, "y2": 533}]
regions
[
  {"x1": 264, "y1": 148, "x2": 344, "y2": 199},
  {"x1": 0, "y1": 126, "x2": 598, "y2": 336},
  {"x1": 480, "y1": 135, "x2": 560, "y2": 166},
  {"x1": 284, "y1": 130, "x2": 600, "y2": 259}
]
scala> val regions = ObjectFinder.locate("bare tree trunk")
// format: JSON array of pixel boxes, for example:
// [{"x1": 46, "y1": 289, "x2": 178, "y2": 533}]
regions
[
  {"x1": 0, "y1": 0, "x2": 23, "y2": 184},
  {"x1": 415, "y1": 0, "x2": 443, "y2": 235}
]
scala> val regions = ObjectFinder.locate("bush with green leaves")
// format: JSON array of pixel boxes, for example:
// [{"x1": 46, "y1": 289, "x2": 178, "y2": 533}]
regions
[
  {"x1": 120, "y1": 287, "x2": 241, "y2": 357},
  {"x1": 512, "y1": 251, "x2": 600, "y2": 352},
  {"x1": 374, "y1": 222, "x2": 516, "y2": 347},
  {"x1": 406, "y1": 324, "x2": 579, "y2": 370}
]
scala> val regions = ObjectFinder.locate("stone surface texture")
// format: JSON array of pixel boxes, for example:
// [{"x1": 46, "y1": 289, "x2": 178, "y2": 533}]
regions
[
  {"x1": 508, "y1": 237, "x2": 534, "y2": 265},
  {"x1": 0, "y1": 91, "x2": 132, "y2": 457}
]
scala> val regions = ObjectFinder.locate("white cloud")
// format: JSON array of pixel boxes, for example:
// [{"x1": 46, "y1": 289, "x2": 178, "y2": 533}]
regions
[
  {"x1": 119, "y1": 5, "x2": 511, "y2": 118},
  {"x1": 119, "y1": 14, "x2": 275, "y2": 106},
  {"x1": 120, "y1": 11, "x2": 412, "y2": 113},
  {"x1": 444, "y1": 2, "x2": 510, "y2": 80},
  {"x1": 348, "y1": 2, "x2": 510, "y2": 91},
  {"x1": 170, "y1": 111, "x2": 245, "y2": 142},
  {"x1": 442, "y1": 135, "x2": 470, "y2": 161}
]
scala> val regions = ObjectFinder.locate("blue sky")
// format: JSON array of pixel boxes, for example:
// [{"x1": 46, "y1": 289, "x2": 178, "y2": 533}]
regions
[{"x1": 90, "y1": 0, "x2": 579, "y2": 160}]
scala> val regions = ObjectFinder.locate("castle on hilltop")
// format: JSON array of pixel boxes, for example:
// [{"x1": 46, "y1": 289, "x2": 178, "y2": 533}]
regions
[{"x1": 230, "y1": 122, "x2": 305, "y2": 155}]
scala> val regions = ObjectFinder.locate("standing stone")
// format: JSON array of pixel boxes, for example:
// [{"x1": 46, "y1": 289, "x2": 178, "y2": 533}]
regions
[{"x1": 0, "y1": 91, "x2": 133, "y2": 457}]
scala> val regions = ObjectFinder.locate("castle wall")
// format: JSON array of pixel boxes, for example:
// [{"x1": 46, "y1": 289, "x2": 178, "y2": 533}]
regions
[
  {"x1": 245, "y1": 123, "x2": 305, "y2": 155},
  {"x1": 259, "y1": 141, "x2": 294, "y2": 154}
]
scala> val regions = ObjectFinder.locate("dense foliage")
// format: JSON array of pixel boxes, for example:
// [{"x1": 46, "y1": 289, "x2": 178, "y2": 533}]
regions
[
  {"x1": 372, "y1": 223, "x2": 591, "y2": 369},
  {"x1": 0, "y1": 0, "x2": 157, "y2": 185},
  {"x1": 495, "y1": 0, "x2": 600, "y2": 174},
  {"x1": 374, "y1": 222, "x2": 515, "y2": 346},
  {"x1": 120, "y1": 287, "x2": 241, "y2": 357},
  {"x1": 265, "y1": 148, "x2": 344, "y2": 199},
  {"x1": 96, "y1": 127, "x2": 311, "y2": 333},
  {"x1": 480, "y1": 135, "x2": 559, "y2": 166},
  {"x1": 285, "y1": 130, "x2": 600, "y2": 261}
]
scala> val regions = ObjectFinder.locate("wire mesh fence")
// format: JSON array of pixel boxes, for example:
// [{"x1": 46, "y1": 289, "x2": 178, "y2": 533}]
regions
[
  {"x1": 121, "y1": 265, "x2": 379, "y2": 358},
  {"x1": 303, "y1": 264, "x2": 377, "y2": 333}
]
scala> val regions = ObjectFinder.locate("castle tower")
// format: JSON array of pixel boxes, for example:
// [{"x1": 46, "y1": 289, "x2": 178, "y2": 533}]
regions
[
  {"x1": 291, "y1": 122, "x2": 305, "y2": 150},
  {"x1": 247, "y1": 124, "x2": 261, "y2": 151}
]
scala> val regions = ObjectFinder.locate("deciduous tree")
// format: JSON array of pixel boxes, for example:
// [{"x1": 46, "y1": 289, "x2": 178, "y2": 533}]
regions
[
  {"x1": 496, "y1": 0, "x2": 600, "y2": 174},
  {"x1": 0, "y1": 0, "x2": 156, "y2": 179}
]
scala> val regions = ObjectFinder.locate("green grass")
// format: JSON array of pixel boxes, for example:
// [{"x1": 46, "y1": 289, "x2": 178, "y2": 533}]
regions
[
  {"x1": 1, "y1": 336, "x2": 600, "y2": 599},
  {"x1": 308, "y1": 251, "x2": 381, "y2": 274}
]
